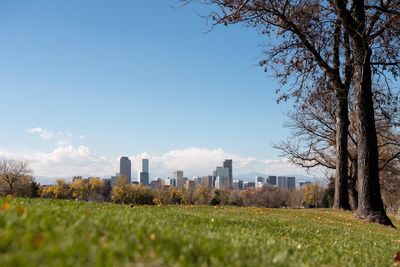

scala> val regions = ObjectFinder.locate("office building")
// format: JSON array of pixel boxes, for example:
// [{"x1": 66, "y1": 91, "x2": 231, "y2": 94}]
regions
[
  {"x1": 193, "y1": 176, "x2": 202, "y2": 186},
  {"x1": 216, "y1": 176, "x2": 230, "y2": 190},
  {"x1": 140, "y1": 172, "x2": 149, "y2": 185},
  {"x1": 120, "y1": 156, "x2": 132, "y2": 183},
  {"x1": 185, "y1": 180, "x2": 196, "y2": 190},
  {"x1": 287, "y1": 177, "x2": 296, "y2": 189},
  {"x1": 233, "y1": 180, "x2": 244, "y2": 190},
  {"x1": 139, "y1": 158, "x2": 150, "y2": 185},
  {"x1": 142, "y1": 159, "x2": 149, "y2": 173},
  {"x1": 223, "y1": 159, "x2": 233, "y2": 189},
  {"x1": 215, "y1": 167, "x2": 230, "y2": 190},
  {"x1": 278, "y1": 176, "x2": 287, "y2": 189},
  {"x1": 111, "y1": 173, "x2": 120, "y2": 187},
  {"x1": 212, "y1": 170, "x2": 217, "y2": 188},
  {"x1": 174, "y1": 170, "x2": 185, "y2": 188},
  {"x1": 150, "y1": 178, "x2": 162, "y2": 190},
  {"x1": 267, "y1": 176, "x2": 277, "y2": 186},
  {"x1": 201, "y1": 175, "x2": 213, "y2": 188}
]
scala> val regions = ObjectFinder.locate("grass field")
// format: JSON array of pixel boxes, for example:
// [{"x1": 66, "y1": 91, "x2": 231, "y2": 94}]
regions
[{"x1": 0, "y1": 197, "x2": 399, "y2": 267}]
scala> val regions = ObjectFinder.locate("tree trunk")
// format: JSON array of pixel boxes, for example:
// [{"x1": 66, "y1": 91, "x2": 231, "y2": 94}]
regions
[
  {"x1": 353, "y1": 47, "x2": 393, "y2": 226},
  {"x1": 348, "y1": 157, "x2": 358, "y2": 210},
  {"x1": 333, "y1": 93, "x2": 351, "y2": 210},
  {"x1": 336, "y1": 0, "x2": 394, "y2": 227}
]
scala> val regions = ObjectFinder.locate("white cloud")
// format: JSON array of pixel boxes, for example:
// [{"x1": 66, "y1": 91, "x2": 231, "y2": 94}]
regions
[
  {"x1": 57, "y1": 140, "x2": 70, "y2": 146},
  {"x1": 25, "y1": 127, "x2": 54, "y2": 140},
  {"x1": 0, "y1": 146, "x2": 312, "y2": 183},
  {"x1": 0, "y1": 146, "x2": 116, "y2": 179},
  {"x1": 79, "y1": 135, "x2": 87, "y2": 140}
]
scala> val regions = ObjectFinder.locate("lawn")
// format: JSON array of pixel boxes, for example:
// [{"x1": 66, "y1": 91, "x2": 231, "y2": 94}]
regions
[{"x1": 0, "y1": 197, "x2": 399, "y2": 267}]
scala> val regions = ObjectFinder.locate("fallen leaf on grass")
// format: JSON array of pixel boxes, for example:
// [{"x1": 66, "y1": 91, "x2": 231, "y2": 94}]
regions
[
  {"x1": 16, "y1": 205, "x2": 25, "y2": 215},
  {"x1": 1, "y1": 202, "x2": 10, "y2": 211}
]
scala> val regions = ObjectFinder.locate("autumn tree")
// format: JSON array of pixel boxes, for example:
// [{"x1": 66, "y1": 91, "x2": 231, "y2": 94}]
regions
[
  {"x1": 70, "y1": 177, "x2": 88, "y2": 200},
  {"x1": 52, "y1": 179, "x2": 71, "y2": 199},
  {"x1": 0, "y1": 159, "x2": 33, "y2": 196},
  {"x1": 303, "y1": 183, "x2": 326, "y2": 208}
]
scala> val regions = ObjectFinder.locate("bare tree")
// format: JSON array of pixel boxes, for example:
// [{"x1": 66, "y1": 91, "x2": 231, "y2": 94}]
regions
[
  {"x1": 183, "y1": 0, "x2": 400, "y2": 225},
  {"x1": 183, "y1": 0, "x2": 353, "y2": 210},
  {"x1": 0, "y1": 159, "x2": 33, "y2": 196},
  {"x1": 275, "y1": 85, "x2": 400, "y2": 211}
]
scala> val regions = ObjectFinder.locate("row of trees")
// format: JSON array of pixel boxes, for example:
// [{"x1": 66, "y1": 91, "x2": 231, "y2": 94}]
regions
[
  {"x1": 183, "y1": 0, "x2": 400, "y2": 226},
  {"x1": 40, "y1": 177, "x2": 111, "y2": 202},
  {"x1": 39, "y1": 176, "x2": 330, "y2": 208}
]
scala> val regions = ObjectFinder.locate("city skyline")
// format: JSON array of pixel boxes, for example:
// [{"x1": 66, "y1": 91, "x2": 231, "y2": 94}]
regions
[{"x1": 111, "y1": 157, "x2": 300, "y2": 190}]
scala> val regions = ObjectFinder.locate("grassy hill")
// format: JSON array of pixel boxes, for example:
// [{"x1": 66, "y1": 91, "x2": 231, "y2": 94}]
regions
[{"x1": 0, "y1": 197, "x2": 399, "y2": 267}]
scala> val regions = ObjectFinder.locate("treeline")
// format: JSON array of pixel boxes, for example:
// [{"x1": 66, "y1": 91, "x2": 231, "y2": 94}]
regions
[
  {"x1": 36, "y1": 177, "x2": 332, "y2": 208},
  {"x1": 1, "y1": 159, "x2": 399, "y2": 211}
]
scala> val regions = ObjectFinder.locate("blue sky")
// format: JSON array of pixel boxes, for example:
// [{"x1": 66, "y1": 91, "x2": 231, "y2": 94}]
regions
[{"x1": 0, "y1": 0, "x2": 307, "y2": 179}]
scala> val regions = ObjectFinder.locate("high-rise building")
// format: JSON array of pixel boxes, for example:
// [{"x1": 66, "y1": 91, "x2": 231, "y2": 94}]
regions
[
  {"x1": 193, "y1": 176, "x2": 202, "y2": 187},
  {"x1": 150, "y1": 178, "x2": 162, "y2": 190},
  {"x1": 139, "y1": 159, "x2": 150, "y2": 185},
  {"x1": 185, "y1": 180, "x2": 196, "y2": 190},
  {"x1": 287, "y1": 177, "x2": 296, "y2": 189},
  {"x1": 223, "y1": 159, "x2": 233, "y2": 189},
  {"x1": 233, "y1": 180, "x2": 244, "y2": 190},
  {"x1": 201, "y1": 175, "x2": 213, "y2": 188},
  {"x1": 142, "y1": 159, "x2": 149, "y2": 173},
  {"x1": 267, "y1": 176, "x2": 277, "y2": 186},
  {"x1": 140, "y1": 172, "x2": 149, "y2": 185},
  {"x1": 111, "y1": 173, "x2": 120, "y2": 187},
  {"x1": 278, "y1": 176, "x2": 287, "y2": 189},
  {"x1": 174, "y1": 170, "x2": 185, "y2": 188},
  {"x1": 215, "y1": 167, "x2": 230, "y2": 190},
  {"x1": 120, "y1": 157, "x2": 131, "y2": 183},
  {"x1": 212, "y1": 170, "x2": 217, "y2": 188}
]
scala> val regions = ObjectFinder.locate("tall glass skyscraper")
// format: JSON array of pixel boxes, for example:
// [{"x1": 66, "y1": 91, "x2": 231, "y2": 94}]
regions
[
  {"x1": 120, "y1": 156, "x2": 132, "y2": 183},
  {"x1": 140, "y1": 159, "x2": 150, "y2": 185},
  {"x1": 223, "y1": 159, "x2": 233, "y2": 189}
]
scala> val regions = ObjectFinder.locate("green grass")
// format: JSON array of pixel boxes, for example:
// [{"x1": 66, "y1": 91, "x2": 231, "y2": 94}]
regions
[{"x1": 0, "y1": 197, "x2": 399, "y2": 267}]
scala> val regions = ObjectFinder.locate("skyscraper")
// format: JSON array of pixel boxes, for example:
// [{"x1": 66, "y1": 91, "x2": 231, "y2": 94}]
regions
[
  {"x1": 201, "y1": 175, "x2": 213, "y2": 188},
  {"x1": 278, "y1": 176, "x2": 287, "y2": 189},
  {"x1": 142, "y1": 159, "x2": 149, "y2": 173},
  {"x1": 287, "y1": 177, "x2": 296, "y2": 189},
  {"x1": 215, "y1": 167, "x2": 230, "y2": 190},
  {"x1": 120, "y1": 156, "x2": 131, "y2": 183},
  {"x1": 223, "y1": 159, "x2": 233, "y2": 189},
  {"x1": 140, "y1": 159, "x2": 150, "y2": 185},
  {"x1": 174, "y1": 170, "x2": 185, "y2": 188},
  {"x1": 267, "y1": 176, "x2": 277, "y2": 186}
]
